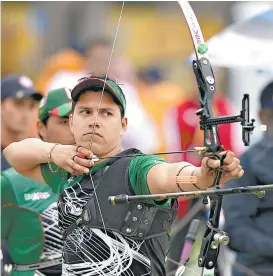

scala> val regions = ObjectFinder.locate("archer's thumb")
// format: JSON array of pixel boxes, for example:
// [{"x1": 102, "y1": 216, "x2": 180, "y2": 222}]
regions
[{"x1": 202, "y1": 157, "x2": 220, "y2": 171}]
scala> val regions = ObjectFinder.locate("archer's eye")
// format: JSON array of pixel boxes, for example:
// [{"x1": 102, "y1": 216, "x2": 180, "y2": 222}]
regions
[
  {"x1": 81, "y1": 110, "x2": 91, "y2": 115},
  {"x1": 100, "y1": 110, "x2": 113, "y2": 117}
]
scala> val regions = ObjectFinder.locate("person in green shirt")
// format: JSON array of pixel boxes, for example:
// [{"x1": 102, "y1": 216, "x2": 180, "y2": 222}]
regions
[
  {"x1": 4, "y1": 74, "x2": 244, "y2": 276},
  {"x1": 1, "y1": 87, "x2": 75, "y2": 276}
]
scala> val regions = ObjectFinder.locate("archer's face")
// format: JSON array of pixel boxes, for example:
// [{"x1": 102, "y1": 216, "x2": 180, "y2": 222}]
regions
[{"x1": 70, "y1": 91, "x2": 127, "y2": 156}]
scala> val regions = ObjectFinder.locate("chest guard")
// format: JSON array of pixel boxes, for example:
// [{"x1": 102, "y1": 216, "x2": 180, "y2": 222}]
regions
[{"x1": 62, "y1": 148, "x2": 178, "y2": 243}]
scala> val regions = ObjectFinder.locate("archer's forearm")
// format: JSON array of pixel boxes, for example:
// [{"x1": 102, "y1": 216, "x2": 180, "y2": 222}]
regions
[
  {"x1": 147, "y1": 162, "x2": 214, "y2": 194},
  {"x1": 3, "y1": 138, "x2": 55, "y2": 173},
  {"x1": 166, "y1": 162, "x2": 214, "y2": 192}
]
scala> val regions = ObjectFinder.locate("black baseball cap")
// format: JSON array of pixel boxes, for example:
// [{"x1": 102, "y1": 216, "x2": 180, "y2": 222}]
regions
[
  {"x1": 71, "y1": 77, "x2": 126, "y2": 116},
  {"x1": 1, "y1": 74, "x2": 43, "y2": 101},
  {"x1": 260, "y1": 81, "x2": 273, "y2": 109}
]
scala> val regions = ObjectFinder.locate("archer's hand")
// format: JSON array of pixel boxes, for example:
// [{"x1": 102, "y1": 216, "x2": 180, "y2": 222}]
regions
[
  {"x1": 199, "y1": 151, "x2": 244, "y2": 188},
  {"x1": 51, "y1": 145, "x2": 94, "y2": 175}
]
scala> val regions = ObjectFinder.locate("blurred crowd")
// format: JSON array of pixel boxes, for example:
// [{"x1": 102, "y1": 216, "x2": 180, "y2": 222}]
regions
[{"x1": 1, "y1": 2, "x2": 273, "y2": 276}]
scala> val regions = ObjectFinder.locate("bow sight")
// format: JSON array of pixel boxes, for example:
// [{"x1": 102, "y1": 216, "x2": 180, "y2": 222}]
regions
[{"x1": 193, "y1": 57, "x2": 255, "y2": 153}]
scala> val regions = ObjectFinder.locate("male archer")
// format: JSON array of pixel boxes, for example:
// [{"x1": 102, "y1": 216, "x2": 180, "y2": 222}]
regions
[{"x1": 4, "y1": 74, "x2": 244, "y2": 276}]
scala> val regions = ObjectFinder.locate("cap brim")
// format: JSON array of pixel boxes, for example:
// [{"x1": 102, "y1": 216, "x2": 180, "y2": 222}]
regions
[
  {"x1": 21, "y1": 88, "x2": 43, "y2": 101},
  {"x1": 71, "y1": 78, "x2": 119, "y2": 103},
  {"x1": 49, "y1": 102, "x2": 72, "y2": 117},
  {"x1": 31, "y1": 92, "x2": 43, "y2": 101}
]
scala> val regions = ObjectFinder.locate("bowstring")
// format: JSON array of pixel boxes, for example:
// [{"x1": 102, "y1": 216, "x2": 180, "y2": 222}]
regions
[{"x1": 88, "y1": 1, "x2": 125, "y2": 235}]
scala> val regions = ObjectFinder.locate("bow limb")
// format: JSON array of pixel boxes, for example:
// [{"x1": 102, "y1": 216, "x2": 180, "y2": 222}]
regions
[{"x1": 87, "y1": 2, "x2": 125, "y2": 234}]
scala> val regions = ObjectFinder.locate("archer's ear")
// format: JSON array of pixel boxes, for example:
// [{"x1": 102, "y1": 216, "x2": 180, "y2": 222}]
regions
[{"x1": 121, "y1": 117, "x2": 128, "y2": 136}]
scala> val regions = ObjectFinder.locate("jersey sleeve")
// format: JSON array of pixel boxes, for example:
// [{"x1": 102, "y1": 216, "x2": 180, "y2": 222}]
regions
[
  {"x1": 40, "y1": 163, "x2": 68, "y2": 194},
  {"x1": 128, "y1": 155, "x2": 172, "y2": 208},
  {"x1": 1, "y1": 174, "x2": 18, "y2": 239}
]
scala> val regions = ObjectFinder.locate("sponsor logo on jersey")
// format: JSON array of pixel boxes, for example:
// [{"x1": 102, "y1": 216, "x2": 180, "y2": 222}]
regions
[{"x1": 24, "y1": 192, "x2": 50, "y2": 201}]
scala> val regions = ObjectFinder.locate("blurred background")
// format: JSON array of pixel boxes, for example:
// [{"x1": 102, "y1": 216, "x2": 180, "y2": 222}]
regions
[
  {"x1": 1, "y1": 1, "x2": 273, "y2": 276},
  {"x1": 1, "y1": 1, "x2": 273, "y2": 149}
]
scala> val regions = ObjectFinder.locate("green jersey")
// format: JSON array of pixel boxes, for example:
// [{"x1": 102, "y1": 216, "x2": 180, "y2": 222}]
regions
[
  {"x1": 41, "y1": 151, "x2": 171, "y2": 276},
  {"x1": 1, "y1": 150, "x2": 169, "y2": 276},
  {"x1": 41, "y1": 153, "x2": 169, "y2": 207},
  {"x1": 1, "y1": 168, "x2": 62, "y2": 276}
]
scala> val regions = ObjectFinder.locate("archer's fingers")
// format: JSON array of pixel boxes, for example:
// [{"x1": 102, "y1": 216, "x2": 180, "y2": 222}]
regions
[
  {"x1": 202, "y1": 156, "x2": 220, "y2": 170},
  {"x1": 63, "y1": 162, "x2": 83, "y2": 175},
  {"x1": 73, "y1": 155, "x2": 94, "y2": 168},
  {"x1": 238, "y1": 169, "x2": 244, "y2": 178},
  {"x1": 65, "y1": 166, "x2": 78, "y2": 175},
  {"x1": 68, "y1": 159, "x2": 90, "y2": 174},
  {"x1": 221, "y1": 151, "x2": 235, "y2": 165},
  {"x1": 224, "y1": 166, "x2": 244, "y2": 179},
  {"x1": 223, "y1": 158, "x2": 240, "y2": 172},
  {"x1": 76, "y1": 146, "x2": 93, "y2": 158}
]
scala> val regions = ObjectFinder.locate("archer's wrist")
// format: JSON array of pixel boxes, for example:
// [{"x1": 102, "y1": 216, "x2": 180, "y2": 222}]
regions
[{"x1": 39, "y1": 141, "x2": 60, "y2": 164}]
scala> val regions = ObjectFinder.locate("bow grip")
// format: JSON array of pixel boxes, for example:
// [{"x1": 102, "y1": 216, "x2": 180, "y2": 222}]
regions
[{"x1": 204, "y1": 150, "x2": 226, "y2": 168}]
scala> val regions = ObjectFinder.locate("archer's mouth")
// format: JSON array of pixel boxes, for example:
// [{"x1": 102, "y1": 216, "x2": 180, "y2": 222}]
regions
[{"x1": 83, "y1": 132, "x2": 103, "y2": 138}]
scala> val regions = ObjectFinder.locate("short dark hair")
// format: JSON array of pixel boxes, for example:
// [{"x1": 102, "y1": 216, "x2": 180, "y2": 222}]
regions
[{"x1": 71, "y1": 74, "x2": 124, "y2": 118}]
